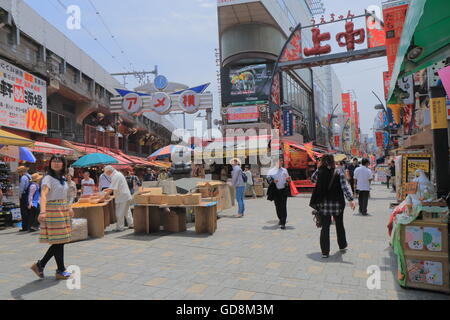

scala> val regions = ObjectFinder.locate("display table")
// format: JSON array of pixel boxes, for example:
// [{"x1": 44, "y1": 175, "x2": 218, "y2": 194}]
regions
[
  {"x1": 72, "y1": 198, "x2": 116, "y2": 238},
  {"x1": 134, "y1": 201, "x2": 218, "y2": 235}
]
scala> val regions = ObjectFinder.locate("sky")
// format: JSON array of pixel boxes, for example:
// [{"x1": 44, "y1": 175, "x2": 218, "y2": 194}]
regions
[{"x1": 23, "y1": 0, "x2": 388, "y2": 136}]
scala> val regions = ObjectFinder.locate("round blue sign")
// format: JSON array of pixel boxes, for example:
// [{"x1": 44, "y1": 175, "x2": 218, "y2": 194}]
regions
[{"x1": 154, "y1": 75, "x2": 168, "y2": 91}]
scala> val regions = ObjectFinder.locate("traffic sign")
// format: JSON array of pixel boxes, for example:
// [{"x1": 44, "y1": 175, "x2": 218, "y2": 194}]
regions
[{"x1": 154, "y1": 75, "x2": 168, "y2": 91}]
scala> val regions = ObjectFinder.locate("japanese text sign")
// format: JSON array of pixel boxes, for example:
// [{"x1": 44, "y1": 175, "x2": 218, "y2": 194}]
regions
[{"x1": 0, "y1": 58, "x2": 47, "y2": 134}]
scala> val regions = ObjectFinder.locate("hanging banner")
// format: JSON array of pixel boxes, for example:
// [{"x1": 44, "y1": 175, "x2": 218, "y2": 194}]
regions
[
  {"x1": 280, "y1": 28, "x2": 302, "y2": 62},
  {"x1": 438, "y1": 66, "x2": 450, "y2": 97},
  {"x1": 0, "y1": 58, "x2": 47, "y2": 134},
  {"x1": 387, "y1": 104, "x2": 402, "y2": 124},
  {"x1": 334, "y1": 135, "x2": 340, "y2": 147},
  {"x1": 382, "y1": 0, "x2": 410, "y2": 78},
  {"x1": 283, "y1": 110, "x2": 293, "y2": 136},
  {"x1": 366, "y1": 13, "x2": 386, "y2": 48},
  {"x1": 383, "y1": 71, "x2": 391, "y2": 100},
  {"x1": 342, "y1": 93, "x2": 351, "y2": 119},
  {"x1": 375, "y1": 131, "x2": 384, "y2": 148},
  {"x1": 398, "y1": 75, "x2": 414, "y2": 105},
  {"x1": 430, "y1": 97, "x2": 447, "y2": 130}
]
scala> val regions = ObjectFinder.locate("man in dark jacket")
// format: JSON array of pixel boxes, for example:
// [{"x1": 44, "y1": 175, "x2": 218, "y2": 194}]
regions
[{"x1": 345, "y1": 158, "x2": 359, "y2": 195}]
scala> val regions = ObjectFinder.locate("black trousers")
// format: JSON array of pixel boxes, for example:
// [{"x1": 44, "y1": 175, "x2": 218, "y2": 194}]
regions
[
  {"x1": 386, "y1": 176, "x2": 391, "y2": 189},
  {"x1": 358, "y1": 191, "x2": 370, "y2": 214},
  {"x1": 320, "y1": 213, "x2": 347, "y2": 255},
  {"x1": 39, "y1": 244, "x2": 66, "y2": 273},
  {"x1": 20, "y1": 195, "x2": 29, "y2": 231},
  {"x1": 273, "y1": 188, "x2": 288, "y2": 225},
  {"x1": 28, "y1": 206, "x2": 40, "y2": 230}
]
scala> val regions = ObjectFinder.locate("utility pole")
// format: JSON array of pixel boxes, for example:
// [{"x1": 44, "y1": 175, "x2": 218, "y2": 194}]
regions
[{"x1": 111, "y1": 66, "x2": 158, "y2": 87}]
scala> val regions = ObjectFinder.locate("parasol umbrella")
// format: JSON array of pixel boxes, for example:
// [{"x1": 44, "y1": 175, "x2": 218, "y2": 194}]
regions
[
  {"x1": 71, "y1": 153, "x2": 118, "y2": 168},
  {"x1": 0, "y1": 145, "x2": 36, "y2": 163},
  {"x1": 148, "y1": 145, "x2": 193, "y2": 160},
  {"x1": 0, "y1": 129, "x2": 34, "y2": 147},
  {"x1": 334, "y1": 154, "x2": 347, "y2": 162}
]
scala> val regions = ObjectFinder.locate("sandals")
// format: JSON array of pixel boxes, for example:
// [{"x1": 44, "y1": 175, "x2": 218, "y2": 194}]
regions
[
  {"x1": 30, "y1": 261, "x2": 44, "y2": 279},
  {"x1": 55, "y1": 271, "x2": 72, "y2": 280}
]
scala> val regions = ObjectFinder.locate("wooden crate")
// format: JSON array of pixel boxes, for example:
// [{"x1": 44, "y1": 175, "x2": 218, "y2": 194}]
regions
[
  {"x1": 405, "y1": 252, "x2": 450, "y2": 294},
  {"x1": 400, "y1": 221, "x2": 448, "y2": 254},
  {"x1": 183, "y1": 194, "x2": 201, "y2": 205},
  {"x1": 166, "y1": 195, "x2": 183, "y2": 206},
  {"x1": 420, "y1": 210, "x2": 449, "y2": 223},
  {"x1": 133, "y1": 193, "x2": 153, "y2": 205},
  {"x1": 163, "y1": 210, "x2": 186, "y2": 232}
]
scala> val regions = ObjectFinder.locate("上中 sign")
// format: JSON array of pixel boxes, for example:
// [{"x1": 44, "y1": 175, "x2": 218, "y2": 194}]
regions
[
  {"x1": 0, "y1": 58, "x2": 47, "y2": 134},
  {"x1": 151, "y1": 92, "x2": 171, "y2": 115},
  {"x1": 122, "y1": 93, "x2": 143, "y2": 114},
  {"x1": 179, "y1": 90, "x2": 200, "y2": 114}
]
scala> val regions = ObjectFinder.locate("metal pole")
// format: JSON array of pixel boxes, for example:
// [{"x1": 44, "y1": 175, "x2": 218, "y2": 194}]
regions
[{"x1": 430, "y1": 86, "x2": 450, "y2": 198}]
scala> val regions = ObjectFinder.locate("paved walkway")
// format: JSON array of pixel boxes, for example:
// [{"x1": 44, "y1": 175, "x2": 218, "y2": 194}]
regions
[{"x1": 0, "y1": 185, "x2": 449, "y2": 300}]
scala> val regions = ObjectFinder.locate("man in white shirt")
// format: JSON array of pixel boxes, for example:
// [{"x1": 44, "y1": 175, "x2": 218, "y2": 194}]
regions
[
  {"x1": 103, "y1": 166, "x2": 134, "y2": 231},
  {"x1": 353, "y1": 158, "x2": 373, "y2": 216},
  {"x1": 267, "y1": 158, "x2": 291, "y2": 229}
]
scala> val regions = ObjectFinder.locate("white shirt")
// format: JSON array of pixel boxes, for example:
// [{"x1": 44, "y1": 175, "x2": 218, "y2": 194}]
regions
[
  {"x1": 354, "y1": 166, "x2": 372, "y2": 191},
  {"x1": 41, "y1": 175, "x2": 69, "y2": 202},
  {"x1": 98, "y1": 173, "x2": 111, "y2": 190},
  {"x1": 109, "y1": 171, "x2": 132, "y2": 203},
  {"x1": 81, "y1": 178, "x2": 95, "y2": 196},
  {"x1": 268, "y1": 167, "x2": 290, "y2": 190},
  {"x1": 244, "y1": 170, "x2": 253, "y2": 185}
]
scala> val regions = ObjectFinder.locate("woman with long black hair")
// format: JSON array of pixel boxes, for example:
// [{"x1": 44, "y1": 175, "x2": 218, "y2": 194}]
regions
[
  {"x1": 310, "y1": 154, "x2": 355, "y2": 258},
  {"x1": 30, "y1": 155, "x2": 73, "y2": 280}
]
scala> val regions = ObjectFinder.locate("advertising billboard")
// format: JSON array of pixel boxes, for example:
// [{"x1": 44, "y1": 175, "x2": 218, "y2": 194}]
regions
[
  {"x1": 221, "y1": 63, "x2": 273, "y2": 104},
  {"x1": 0, "y1": 58, "x2": 47, "y2": 134},
  {"x1": 226, "y1": 105, "x2": 260, "y2": 123}
]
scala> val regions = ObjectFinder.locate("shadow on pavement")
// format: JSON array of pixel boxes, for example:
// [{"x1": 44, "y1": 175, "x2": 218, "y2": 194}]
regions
[
  {"x1": 306, "y1": 251, "x2": 353, "y2": 264},
  {"x1": 10, "y1": 279, "x2": 60, "y2": 300}
]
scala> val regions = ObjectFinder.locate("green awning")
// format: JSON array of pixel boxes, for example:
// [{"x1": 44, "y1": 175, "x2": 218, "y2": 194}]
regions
[{"x1": 387, "y1": 0, "x2": 450, "y2": 103}]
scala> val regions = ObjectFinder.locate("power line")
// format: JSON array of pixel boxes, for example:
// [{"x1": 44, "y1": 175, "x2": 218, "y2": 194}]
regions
[
  {"x1": 87, "y1": 0, "x2": 137, "y2": 72},
  {"x1": 54, "y1": 0, "x2": 129, "y2": 73}
]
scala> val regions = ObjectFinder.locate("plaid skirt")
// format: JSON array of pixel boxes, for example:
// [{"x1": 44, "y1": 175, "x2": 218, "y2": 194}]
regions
[
  {"x1": 39, "y1": 200, "x2": 72, "y2": 245},
  {"x1": 317, "y1": 200, "x2": 344, "y2": 216}
]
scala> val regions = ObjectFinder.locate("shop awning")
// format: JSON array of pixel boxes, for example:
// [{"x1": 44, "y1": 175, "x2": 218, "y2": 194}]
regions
[
  {"x1": 387, "y1": 0, "x2": 450, "y2": 102},
  {"x1": 0, "y1": 129, "x2": 34, "y2": 147},
  {"x1": 30, "y1": 141, "x2": 74, "y2": 156}
]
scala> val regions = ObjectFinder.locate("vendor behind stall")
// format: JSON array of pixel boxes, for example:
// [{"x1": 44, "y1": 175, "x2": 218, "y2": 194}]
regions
[
  {"x1": 103, "y1": 166, "x2": 134, "y2": 232},
  {"x1": 81, "y1": 171, "x2": 95, "y2": 196}
]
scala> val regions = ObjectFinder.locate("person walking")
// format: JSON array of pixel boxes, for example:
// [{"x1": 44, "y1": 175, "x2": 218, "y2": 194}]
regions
[
  {"x1": 26, "y1": 173, "x2": 43, "y2": 232},
  {"x1": 388, "y1": 160, "x2": 396, "y2": 192},
  {"x1": 310, "y1": 154, "x2": 356, "y2": 258},
  {"x1": 103, "y1": 166, "x2": 134, "y2": 231},
  {"x1": 124, "y1": 170, "x2": 140, "y2": 195},
  {"x1": 66, "y1": 174, "x2": 78, "y2": 205},
  {"x1": 81, "y1": 171, "x2": 95, "y2": 196},
  {"x1": 17, "y1": 166, "x2": 32, "y2": 232},
  {"x1": 231, "y1": 158, "x2": 245, "y2": 218},
  {"x1": 267, "y1": 158, "x2": 291, "y2": 230},
  {"x1": 244, "y1": 166, "x2": 256, "y2": 199},
  {"x1": 30, "y1": 155, "x2": 73, "y2": 280},
  {"x1": 345, "y1": 158, "x2": 359, "y2": 195},
  {"x1": 354, "y1": 158, "x2": 373, "y2": 216}
]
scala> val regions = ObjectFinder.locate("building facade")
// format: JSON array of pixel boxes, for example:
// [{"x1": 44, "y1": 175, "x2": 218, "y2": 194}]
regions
[
  {"x1": 217, "y1": 0, "x2": 342, "y2": 147},
  {"x1": 0, "y1": 0, "x2": 172, "y2": 158}
]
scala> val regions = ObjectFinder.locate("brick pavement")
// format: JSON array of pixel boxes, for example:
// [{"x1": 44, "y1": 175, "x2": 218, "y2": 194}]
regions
[{"x1": 0, "y1": 184, "x2": 449, "y2": 300}]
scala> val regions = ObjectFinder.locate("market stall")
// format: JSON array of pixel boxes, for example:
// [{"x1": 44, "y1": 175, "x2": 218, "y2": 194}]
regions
[
  {"x1": 71, "y1": 196, "x2": 116, "y2": 238},
  {"x1": 390, "y1": 168, "x2": 450, "y2": 294}
]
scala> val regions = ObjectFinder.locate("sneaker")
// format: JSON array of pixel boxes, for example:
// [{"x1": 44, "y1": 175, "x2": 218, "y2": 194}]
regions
[
  {"x1": 339, "y1": 247, "x2": 348, "y2": 252},
  {"x1": 321, "y1": 254, "x2": 329, "y2": 258},
  {"x1": 55, "y1": 271, "x2": 72, "y2": 280},
  {"x1": 30, "y1": 261, "x2": 44, "y2": 279},
  {"x1": 280, "y1": 225, "x2": 286, "y2": 230}
]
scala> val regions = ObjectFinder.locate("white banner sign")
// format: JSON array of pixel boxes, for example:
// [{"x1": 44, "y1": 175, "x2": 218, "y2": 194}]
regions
[{"x1": 0, "y1": 58, "x2": 47, "y2": 134}]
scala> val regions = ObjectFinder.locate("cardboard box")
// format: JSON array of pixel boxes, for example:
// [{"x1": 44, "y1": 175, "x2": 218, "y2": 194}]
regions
[
  {"x1": 183, "y1": 194, "x2": 201, "y2": 205},
  {"x1": 405, "y1": 252, "x2": 449, "y2": 293},
  {"x1": 148, "y1": 195, "x2": 164, "y2": 205},
  {"x1": 139, "y1": 188, "x2": 163, "y2": 195},
  {"x1": 421, "y1": 210, "x2": 449, "y2": 223},
  {"x1": 163, "y1": 210, "x2": 186, "y2": 232},
  {"x1": 166, "y1": 195, "x2": 183, "y2": 206},
  {"x1": 400, "y1": 221, "x2": 448, "y2": 254},
  {"x1": 254, "y1": 185, "x2": 264, "y2": 197},
  {"x1": 133, "y1": 193, "x2": 153, "y2": 205}
]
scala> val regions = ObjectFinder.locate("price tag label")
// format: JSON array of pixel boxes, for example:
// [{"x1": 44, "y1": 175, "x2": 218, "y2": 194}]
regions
[{"x1": 26, "y1": 109, "x2": 47, "y2": 133}]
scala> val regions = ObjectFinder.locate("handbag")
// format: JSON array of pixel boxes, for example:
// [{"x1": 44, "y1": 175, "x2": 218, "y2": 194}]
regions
[
  {"x1": 311, "y1": 169, "x2": 338, "y2": 229},
  {"x1": 287, "y1": 180, "x2": 299, "y2": 197}
]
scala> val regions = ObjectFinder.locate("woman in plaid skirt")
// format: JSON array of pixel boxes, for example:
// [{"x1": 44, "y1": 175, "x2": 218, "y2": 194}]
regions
[
  {"x1": 310, "y1": 154, "x2": 356, "y2": 258},
  {"x1": 30, "y1": 155, "x2": 74, "y2": 280}
]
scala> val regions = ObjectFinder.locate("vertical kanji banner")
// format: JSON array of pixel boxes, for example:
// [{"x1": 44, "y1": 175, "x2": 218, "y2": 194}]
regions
[
  {"x1": 279, "y1": 28, "x2": 302, "y2": 62},
  {"x1": 342, "y1": 93, "x2": 351, "y2": 119},
  {"x1": 375, "y1": 131, "x2": 384, "y2": 148},
  {"x1": 0, "y1": 58, "x2": 47, "y2": 134},
  {"x1": 366, "y1": 13, "x2": 386, "y2": 48},
  {"x1": 383, "y1": 71, "x2": 390, "y2": 100},
  {"x1": 382, "y1": 0, "x2": 410, "y2": 78}
]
